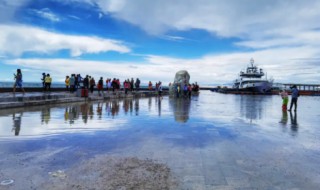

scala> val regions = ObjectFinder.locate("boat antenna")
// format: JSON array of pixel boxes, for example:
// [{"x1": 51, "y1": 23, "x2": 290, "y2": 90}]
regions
[{"x1": 250, "y1": 58, "x2": 254, "y2": 67}]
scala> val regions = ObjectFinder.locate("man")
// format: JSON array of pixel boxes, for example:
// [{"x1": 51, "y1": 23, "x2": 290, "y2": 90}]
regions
[
  {"x1": 44, "y1": 74, "x2": 52, "y2": 92},
  {"x1": 288, "y1": 85, "x2": 299, "y2": 112},
  {"x1": 41, "y1": 73, "x2": 46, "y2": 90}
]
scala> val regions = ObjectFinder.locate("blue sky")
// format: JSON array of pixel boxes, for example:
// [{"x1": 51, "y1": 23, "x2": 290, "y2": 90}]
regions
[{"x1": 0, "y1": 0, "x2": 320, "y2": 85}]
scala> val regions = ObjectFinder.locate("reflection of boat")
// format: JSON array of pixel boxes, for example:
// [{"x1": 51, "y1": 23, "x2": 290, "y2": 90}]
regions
[{"x1": 233, "y1": 58, "x2": 273, "y2": 93}]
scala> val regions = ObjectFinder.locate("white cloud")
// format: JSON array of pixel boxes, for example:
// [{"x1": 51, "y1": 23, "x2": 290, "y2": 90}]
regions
[
  {"x1": 0, "y1": 0, "x2": 31, "y2": 22},
  {"x1": 92, "y1": 0, "x2": 320, "y2": 49},
  {"x1": 161, "y1": 35, "x2": 186, "y2": 42},
  {"x1": 4, "y1": 44, "x2": 320, "y2": 85},
  {"x1": 0, "y1": 24, "x2": 131, "y2": 57},
  {"x1": 30, "y1": 8, "x2": 60, "y2": 22},
  {"x1": 68, "y1": 15, "x2": 81, "y2": 20},
  {"x1": 98, "y1": 12, "x2": 103, "y2": 19}
]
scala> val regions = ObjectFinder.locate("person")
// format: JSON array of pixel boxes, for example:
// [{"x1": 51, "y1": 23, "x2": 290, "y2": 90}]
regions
[
  {"x1": 83, "y1": 75, "x2": 89, "y2": 89},
  {"x1": 135, "y1": 78, "x2": 140, "y2": 91},
  {"x1": 176, "y1": 83, "x2": 180, "y2": 98},
  {"x1": 124, "y1": 80, "x2": 129, "y2": 94},
  {"x1": 89, "y1": 77, "x2": 95, "y2": 93},
  {"x1": 97, "y1": 77, "x2": 103, "y2": 96},
  {"x1": 130, "y1": 78, "x2": 134, "y2": 91},
  {"x1": 69, "y1": 74, "x2": 75, "y2": 93},
  {"x1": 107, "y1": 79, "x2": 112, "y2": 93},
  {"x1": 65, "y1": 76, "x2": 70, "y2": 91},
  {"x1": 148, "y1": 81, "x2": 152, "y2": 90},
  {"x1": 44, "y1": 74, "x2": 52, "y2": 92},
  {"x1": 183, "y1": 84, "x2": 188, "y2": 97},
  {"x1": 41, "y1": 73, "x2": 46, "y2": 90},
  {"x1": 288, "y1": 85, "x2": 299, "y2": 112},
  {"x1": 188, "y1": 84, "x2": 192, "y2": 99},
  {"x1": 279, "y1": 89, "x2": 289, "y2": 111},
  {"x1": 158, "y1": 81, "x2": 163, "y2": 98},
  {"x1": 13, "y1": 69, "x2": 25, "y2": 95}
]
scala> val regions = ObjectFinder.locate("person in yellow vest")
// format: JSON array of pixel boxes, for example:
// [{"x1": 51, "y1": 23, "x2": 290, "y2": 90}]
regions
[
  {"x1": 65, "y1": 76, "x2": 70, "y2": 91},
  {"x1": 45, "y1": 74, "x2": 52, "y2": 92}
]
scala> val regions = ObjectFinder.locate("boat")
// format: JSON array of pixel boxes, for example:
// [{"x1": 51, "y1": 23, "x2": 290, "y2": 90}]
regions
[{"x1": 233, "y1": 58, "x2": 273, "y2": 93}]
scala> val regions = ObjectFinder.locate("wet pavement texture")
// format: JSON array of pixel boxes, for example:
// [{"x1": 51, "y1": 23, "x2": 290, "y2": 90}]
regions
[{"x1": 0, "y1": 91, "x2": 320, "y2": 189}]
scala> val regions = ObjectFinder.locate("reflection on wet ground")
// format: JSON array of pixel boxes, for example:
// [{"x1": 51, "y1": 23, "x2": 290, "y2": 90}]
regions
[{"x1": 0, "y1": 91, "x2": 320, "y2": 189}]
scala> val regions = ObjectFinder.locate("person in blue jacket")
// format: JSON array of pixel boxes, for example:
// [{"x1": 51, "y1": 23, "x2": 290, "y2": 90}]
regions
[{"x1": 288, "y1": 85, "x2": 299, "y2": 112}]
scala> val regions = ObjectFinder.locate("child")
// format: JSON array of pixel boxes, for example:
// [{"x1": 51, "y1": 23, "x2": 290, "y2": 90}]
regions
[{"x1": 280, "y1": 90, "x2": 289, "y2": 111}]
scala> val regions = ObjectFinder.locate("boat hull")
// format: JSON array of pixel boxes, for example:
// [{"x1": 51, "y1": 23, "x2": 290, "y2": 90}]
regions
[{"x1": 239, "y1": 81, "x2": 272, "y2": 93}]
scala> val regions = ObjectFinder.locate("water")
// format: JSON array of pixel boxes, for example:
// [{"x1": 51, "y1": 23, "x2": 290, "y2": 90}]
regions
[{"x1": 0, "y1": 91, "x2": 320, "y2": 189}]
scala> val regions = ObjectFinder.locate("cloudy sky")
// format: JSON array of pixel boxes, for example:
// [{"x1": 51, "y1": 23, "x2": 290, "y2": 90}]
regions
[{"x1": 0, "y1": 0, "x2": 320, "y2": 85}]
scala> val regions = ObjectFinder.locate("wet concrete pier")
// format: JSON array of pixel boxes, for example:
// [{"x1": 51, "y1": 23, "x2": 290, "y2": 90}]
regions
[{"x1": 0, "y1": 90, "x2": 168, "y2": 109}]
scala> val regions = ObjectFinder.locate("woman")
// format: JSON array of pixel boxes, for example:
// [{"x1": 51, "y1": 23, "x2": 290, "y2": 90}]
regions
[
  {"x1": 65, "y1": 76, "x2": 70, "y2": 91},
  {"x1": 13, "y1": 69, "x2": 25, "y2": 95}
]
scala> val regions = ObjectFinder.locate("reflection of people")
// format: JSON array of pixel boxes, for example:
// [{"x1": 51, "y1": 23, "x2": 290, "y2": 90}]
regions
[
  {"x1": 123, "y1": 99, "x2": 129, "y2": 114},
  {"x1": 41, "y1": 107, "x2": 51, "y2": 124},
  {"x1": 111, "y1": 100, "x2": 120, "y2": 117},
  {"x1": 80, "y1": 103, "x2": 89, "y2": 124},
  {"x1": 134, "y1": 98, "x2": 139, "y2": 116},
  {"x1": 279, "y1": 110, "x2": 288, "y2": 125},
  {"x1": 148, "y1": 97, "x2": 152, "y2": 111},
  {"x1": 97, "y1": 102, "x2": 103, "y2": 119},
  {"x1": 288, "y1": 85, "x2": 299, "y2": 112},
  {"x1": 12, "y1": 113, "x2": 22, "y2": 136},
  {"x1": 170, "y1": 98, "x2": 191, "y2": 123},
  {"x1": 64, "y1": 107, "x2": 69, "y2": 121},
  {"x1": 157, "y1": 97, "x2": 162, "y2": 116},
  {"x1": 289, "y1": 111, "x2": 298, "y2": 134}
]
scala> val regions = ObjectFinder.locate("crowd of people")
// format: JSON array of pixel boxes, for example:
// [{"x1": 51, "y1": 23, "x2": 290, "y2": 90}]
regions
[
  {"x1": 11, "y1": 68, "x2": 300, "y2": 112},
  {"x1": 63, "y1": 74, "x2": 143, "y2": 96}
]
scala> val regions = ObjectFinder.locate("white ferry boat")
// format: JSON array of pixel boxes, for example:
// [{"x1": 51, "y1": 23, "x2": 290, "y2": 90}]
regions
[{"x1": 233, "y1": 58, "x2": 273, "y2": 93}]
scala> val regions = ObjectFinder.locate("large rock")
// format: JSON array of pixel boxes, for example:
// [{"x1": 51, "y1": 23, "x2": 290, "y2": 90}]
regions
[{"x1": 169, "y1": 70, "x2": 190, "y2": 96}]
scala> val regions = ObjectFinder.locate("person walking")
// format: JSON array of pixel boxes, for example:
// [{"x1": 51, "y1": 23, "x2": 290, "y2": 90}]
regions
[
  {"x1": 288, "y1": 85, "x2": 299, "y2": 112},
  {"x1": 13, "y1": 69, "x2": 25, "y2": 95}
]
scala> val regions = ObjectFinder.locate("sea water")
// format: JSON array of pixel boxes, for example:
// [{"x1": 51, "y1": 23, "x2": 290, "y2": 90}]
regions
[{"x1": 0, "y1": 91, "x2": 320, "y2": 189}]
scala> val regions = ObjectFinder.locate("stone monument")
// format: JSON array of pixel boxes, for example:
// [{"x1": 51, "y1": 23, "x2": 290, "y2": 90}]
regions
[{"x1": 169, "y1": 70, "x2": 190, "y2": 96}]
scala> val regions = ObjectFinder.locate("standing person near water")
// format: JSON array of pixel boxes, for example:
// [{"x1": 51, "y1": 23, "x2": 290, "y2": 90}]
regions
[
  {"x1": 89, "y1": 77, "x2": 95, "y2": 93},
  {"x1": 288, "y1": 85, "x2": 299, "y2": 112},
  {"x1": 41, "y1": 73, "x2": 46, "y2": 91},
  {"x1": 13, "y1": 69, "x2": 25, "y2": 95},
  {"x1": 97, "y1": 77, "x2": 103, "y2": 96},
  {"x1": 44, "y1": 74, "x2": 52, "y2": 92},
  {"x1": 65, "y1": 76, "x2": 70, "y2": 91},
  {"x1": 280, "y1": 89, "x2": 289, "y2": 111},
  {"x1": 158, "y1": 81, "x2": 163, "y2": 98}
]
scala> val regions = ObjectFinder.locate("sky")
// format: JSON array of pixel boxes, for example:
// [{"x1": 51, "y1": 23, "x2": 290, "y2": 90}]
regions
[{"x1": 0, "y1": 0, "x2": 320, "y2": 86}]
